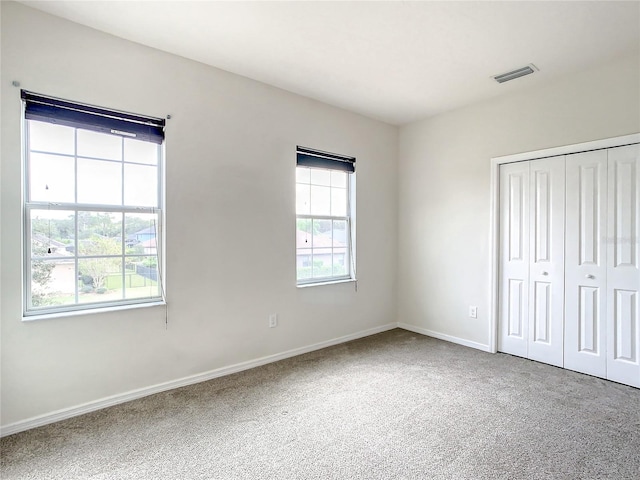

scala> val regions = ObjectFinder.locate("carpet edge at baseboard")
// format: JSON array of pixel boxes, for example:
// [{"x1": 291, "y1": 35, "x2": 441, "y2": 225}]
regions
[
  {"x1": 0, "y1": 322, "x2": 398, "y2": 437},
  {"x1": 397, "y1": 322, "x2": 492, "y2": 353}
]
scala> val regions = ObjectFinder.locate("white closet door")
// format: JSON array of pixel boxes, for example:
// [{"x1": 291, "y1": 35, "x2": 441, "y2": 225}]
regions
[
  {"x1": 527, "y1": 157, "x2": 565, "y2": 367},
  {"x1": 606, "y1": 144, "x2": 640, "y2": 388},
  {"x1": 565, "y1": 150, "x2": 608, "y2": 378},
  {"x1": 499, "y1": 162, "x2": 529, "y2": 358}
]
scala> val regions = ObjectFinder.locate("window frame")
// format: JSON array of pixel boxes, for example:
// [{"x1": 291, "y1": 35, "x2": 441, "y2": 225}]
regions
[
  {"x1": 21, "y1": 94, "x2": 166, "y2": 318},
  {"x1": 295, "y1": 161, "x2": 356, "y2": 286}
]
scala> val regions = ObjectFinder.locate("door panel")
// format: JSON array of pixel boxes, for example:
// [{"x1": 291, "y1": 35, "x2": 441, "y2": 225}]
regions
[
  {"x1": 533, "y1": 281, "x2": 550, "y2": 342},
  {"x1": 579, "y1": 165, "x2": 600, "y2": 266},
  {"x1": 613, "y1": 289, "x2": 636, "y2": 360},
  {"x1": 578, "y1": 285, "x2": 600, "y2": 353},
  {"x1": 508, "y1": 279, "x2": 525, "y2": 337},
  {"x1": 606, "y1": 144, "x2": 640, "y2": 387},
  {"x1": 528, "y1": 157, "x2": 565, "y2": 367},
  {"x1": 565, "y1": 150, "x2": 608, "y2": 378},
  {"x1": 499, "y1": 162, "x2": 529, "y2": 358}
]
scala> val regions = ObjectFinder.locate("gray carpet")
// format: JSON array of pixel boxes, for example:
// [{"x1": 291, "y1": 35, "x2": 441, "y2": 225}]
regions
[{"x1": 1, "y1": 328, "x2": 639, "y2": 479}]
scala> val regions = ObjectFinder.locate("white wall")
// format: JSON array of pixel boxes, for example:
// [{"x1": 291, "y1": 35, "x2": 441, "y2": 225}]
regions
[
  {"x1": 398, "y1": 54, "x2": 640, "y2": 348},
  {"x1": 0, "y1": 2, "x2": 398, "y2": 429}
]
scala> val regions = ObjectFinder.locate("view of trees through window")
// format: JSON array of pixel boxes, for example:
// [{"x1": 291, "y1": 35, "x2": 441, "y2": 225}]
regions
[
  {"x1": 295, "y1": 165, "x2": 351, "y2": 283},
  {"x1": 24, "y1": 111, "x2": 163, "y2": 313},
  {"x1": 296, "y1": 217, "x2": 348, "y2": 279},
  {"x1": 30, "y1": 210, "x2": 160, "y2": 309}
]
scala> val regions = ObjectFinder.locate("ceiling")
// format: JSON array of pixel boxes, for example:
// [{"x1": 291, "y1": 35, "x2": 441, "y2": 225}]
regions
[{"x1": 19, "y1": 1, "x2": 640, "y2": 125}]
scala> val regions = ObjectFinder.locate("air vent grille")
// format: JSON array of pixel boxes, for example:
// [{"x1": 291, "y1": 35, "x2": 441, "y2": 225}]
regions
[{"x1": 493, "y1": 64, "x2": 537, "y2": 83}]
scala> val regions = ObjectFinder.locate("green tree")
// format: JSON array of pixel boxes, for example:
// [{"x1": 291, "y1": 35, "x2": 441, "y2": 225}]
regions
[
  {"x1": 32, "y1": 214, "x2": 75, "y2": 244},
  {"x1": 95, "y1": 212, "x2": 121, "y2": 237},
  {"x1": 79, "y1": 236, "x2": 121, "y2": 290},
  {"x1": 296, "y1": 218, "x2": 333, "y2": 235}
]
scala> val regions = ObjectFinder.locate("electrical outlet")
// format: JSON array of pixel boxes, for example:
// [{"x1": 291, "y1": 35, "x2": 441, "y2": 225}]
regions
[
  {"x1": 469, "y1": 306, "x2": 478, "y2": 319},
  {"x1": 269, "y1": 313, "x2": 278, "y2": 328}
]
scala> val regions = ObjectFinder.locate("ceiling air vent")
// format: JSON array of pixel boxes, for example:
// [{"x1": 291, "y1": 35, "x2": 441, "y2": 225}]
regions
[{"x1": 493, "y1": 64, "x2": 538, "y2": 83}]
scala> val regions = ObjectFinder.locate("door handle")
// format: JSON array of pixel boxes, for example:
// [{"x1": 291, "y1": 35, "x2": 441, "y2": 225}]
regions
[
  {"x1": 585, "y1": 274, "x2": 595, "y2": 279},
  {"x1": 542, "y1": 271, "x2": 549, "y2": 276}
]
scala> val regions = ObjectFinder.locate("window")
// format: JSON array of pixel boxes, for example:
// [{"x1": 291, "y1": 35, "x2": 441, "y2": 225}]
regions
[
  {"x1": 296, "y1": 146, "x2": 355, "y2": 285},
  {"x1": 22, "y1": 91, "x2": 165, "y2": 317}
]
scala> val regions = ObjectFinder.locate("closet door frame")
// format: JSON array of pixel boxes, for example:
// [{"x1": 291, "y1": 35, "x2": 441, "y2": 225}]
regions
[{"x1": 489, "y1": 133, "x2": 640, "y2": 354}]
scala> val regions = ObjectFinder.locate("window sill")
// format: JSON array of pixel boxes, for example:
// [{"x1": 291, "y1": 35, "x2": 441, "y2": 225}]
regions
[
  {"x1": 22, "y1": 300, "x2": 166, "y2": 322},
  {"x1": 296, "y1": 278, "x2": 357, "y2": 289}
]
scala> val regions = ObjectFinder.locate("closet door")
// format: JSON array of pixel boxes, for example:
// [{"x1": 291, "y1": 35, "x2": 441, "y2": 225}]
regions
[
  {"x1": 606, "y1": 144, "x2": 640, "y2": 388},
  {"x1": 498, "y1": 162, "x2": 529, "y2": 358},
  {"x1": 527, "y1": 157, "x2": 565, "y2": 367},
  {"x1": 565, "y1": 150, "x2": 608, "y2": 378}
]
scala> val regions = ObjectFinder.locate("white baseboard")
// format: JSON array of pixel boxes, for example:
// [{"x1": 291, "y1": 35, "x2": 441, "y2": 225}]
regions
[
  {"x1": 1, "y1": 323, "x2": 397, "y2": 437},
  {"x1": 397, "y1": 323, "x2": 491, "y2": 353}
]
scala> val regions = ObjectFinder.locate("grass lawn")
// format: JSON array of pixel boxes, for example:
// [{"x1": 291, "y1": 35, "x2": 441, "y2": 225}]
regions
[{"x1": 40, "y1": 273, "x2": 159, "y2": 307}]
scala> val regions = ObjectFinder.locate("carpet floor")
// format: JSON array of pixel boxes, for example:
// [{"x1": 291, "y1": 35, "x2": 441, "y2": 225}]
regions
[{"x1": 1, "y1": 328, "x2": 639, "y2": 479}]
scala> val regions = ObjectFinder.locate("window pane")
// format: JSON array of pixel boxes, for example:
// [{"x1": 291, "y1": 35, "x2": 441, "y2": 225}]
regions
[
  {"x1": 29, "y1": 121, "x2": 75, "y2": 155},
  {"x1": 331, "y1": 170, "x2": 347, "y2": 188},
  {"x1": 333, "y1": 249, "x2": 348, "y2": 276},
  {"x1": 310, "y1": 169, "x2": 331, "y2": 186},
  {"x1": 334, "y1": 220, "x2": 349, "y2": 277},
  {"x1": 312, "y1": 219, "x2": 332, "y2": 248},
  {"x1": 311, "y1": 249, "x2": 332, "y2": 278},
  {"x1": 296, "y1": 218, "x2": 312, "y2": 248},
  {"x1": 124, "y1": 256, "x2": 160, "y2": 300},
  {"x1": 124, "y1": 164, "x2": 157, "y2": 207},
  {"x1": 310, "y1": 185, "x2": 330, "y2": 215},
  {"x1": 296, "y1": 248, "x2": 312, "y2": 280},
  {"x1": 124, "y1": 138, "x2": 158, "y2": 165},
  {"x1": 30, "y1": 209, "x2": 76, "y2": 257},
  {"x1": 29, "y1": 153, "x2": 75, "y2": 203},
  {"x1": 30, "y1": 258, "x2": 76, "y2": 309},
  {"x1": 77, "y1": 129, "x2": 122, "y2": 160},
  {"x1": 77, "y1": 158, "x2": 122, "y2": 205},
  {"x1": 77, "y1": 212, "x2": 122, "y2": 255},
  {"x1": 296, "y1": 184, "x2": 310, "y2": 215},
  {"x1": 296, "y1": 167, "x2": 310, "y2": 184},
  {"x1": 311, "y1": 219, "x2": 332, "y2": 278},
  {"x1": 332, "y1": 220, "x2": 348, "y2": 246},
  {"x1": 78, "y1": 257, "x2": 123, "y2": 302},
  {"x1": 331, "y1": 187, "x2": 347, "y2": 216},
  {"x1": 125, "y1": 213, "x2": 159, "y2": 254}
]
